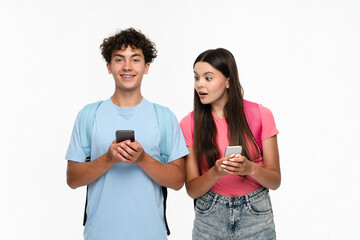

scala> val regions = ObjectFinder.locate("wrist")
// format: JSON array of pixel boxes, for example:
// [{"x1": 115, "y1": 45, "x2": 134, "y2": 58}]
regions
[
  {"x1": 104, "y1": 151, "x2": 116, "y2": 168},
  {"x1": 248, "y1": 161, "x2": 258, "y2": 177},
  {"x1": 209, "y1": 166, "x2": 222, "y2": 180},
  {"x1": 136, "y1": 152, "x2": 148, "y2": 167}
]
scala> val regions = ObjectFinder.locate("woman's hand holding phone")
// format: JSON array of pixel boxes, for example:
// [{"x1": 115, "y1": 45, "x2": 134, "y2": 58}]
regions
[
  {"x1": 221, "y1": 154, "x2": 255, "y2": 176},
  {"x1": 210, "y1": 154, "x2": 237, "y2": 179}
]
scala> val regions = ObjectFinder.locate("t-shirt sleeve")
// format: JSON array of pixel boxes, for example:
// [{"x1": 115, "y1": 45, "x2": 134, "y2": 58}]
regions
[
  {"x1": 180, "y1": 112, "x2": 194, "y2": 147},
  {"x1": 167, "y1": 111, "x2": 189, "y2": 163},
  {"x1": 259, "y1": 104, "x2": 279, "y2": 141},
  {"x1": 65, "y1": 112, "x2": 87, "y2": 162}
]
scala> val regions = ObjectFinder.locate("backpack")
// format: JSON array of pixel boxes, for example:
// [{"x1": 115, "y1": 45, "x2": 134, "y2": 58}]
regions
[
  {"x1": 243, "y1": 100, "x2": 263, "y2": 152},
  {"x1": 78, "y1": 100, "x2": 173, "y2": 235}
]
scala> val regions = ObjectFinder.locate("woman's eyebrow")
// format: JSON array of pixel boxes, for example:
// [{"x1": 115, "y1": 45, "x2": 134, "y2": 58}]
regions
[
  {"x1": 194, "y1": 71, "x2": 215, "y2": 76},
  {"x1": 203, "y1": 71, "x2": 215, "y2": 75}
]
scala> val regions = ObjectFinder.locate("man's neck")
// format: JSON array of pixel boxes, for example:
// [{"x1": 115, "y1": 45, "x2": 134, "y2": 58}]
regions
[{"x1": 111, "y1": 90, "x2": 143, "y2": 108}]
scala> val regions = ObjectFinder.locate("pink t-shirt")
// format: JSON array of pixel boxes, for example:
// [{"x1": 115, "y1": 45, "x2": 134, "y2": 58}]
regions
[{"x1": 180, "y1": 103, "x2": 279, "y2": 196}]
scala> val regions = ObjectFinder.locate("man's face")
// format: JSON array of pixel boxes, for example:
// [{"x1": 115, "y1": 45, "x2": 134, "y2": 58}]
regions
[{"x1": 107, "y1": 46, "x2": 150, "y2": 93}]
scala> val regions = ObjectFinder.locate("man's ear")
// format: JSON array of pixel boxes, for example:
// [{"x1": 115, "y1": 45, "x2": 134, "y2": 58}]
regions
[
  {"x1": 106, "y1": 62, "x2": 112, "y2": 74},
  {"x1": 144, "y1": 63, "x2": 150, "y2": 74}
]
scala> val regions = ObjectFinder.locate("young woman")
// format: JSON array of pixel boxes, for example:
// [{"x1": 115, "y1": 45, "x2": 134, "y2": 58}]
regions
[{"x1": 180, "y1": 48, "x2": 281, "y2": 239}]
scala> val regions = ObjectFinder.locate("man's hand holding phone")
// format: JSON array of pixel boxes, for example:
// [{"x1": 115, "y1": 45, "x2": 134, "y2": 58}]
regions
[{"x1": 113, "y1": 130, "x2": 145, "y2": 164}]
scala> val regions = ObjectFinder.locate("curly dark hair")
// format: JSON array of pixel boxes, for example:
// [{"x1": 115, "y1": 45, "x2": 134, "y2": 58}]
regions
[{"x1": 100, "y1": 28, "x2": 157, "y2": 64}]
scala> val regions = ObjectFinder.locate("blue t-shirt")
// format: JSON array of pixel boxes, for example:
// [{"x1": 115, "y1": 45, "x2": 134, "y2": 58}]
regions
[{"x1": 65, "y1": 98, "x2": 189, "y2": 240}]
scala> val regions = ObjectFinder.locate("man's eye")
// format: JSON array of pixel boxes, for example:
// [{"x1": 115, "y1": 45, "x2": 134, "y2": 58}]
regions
[
  {"x1": 115, "y1": 59, "x2": 123, "y2": 63},
  {"x1": 133, "y1": 59, "x2": 140, "y2": 62}
]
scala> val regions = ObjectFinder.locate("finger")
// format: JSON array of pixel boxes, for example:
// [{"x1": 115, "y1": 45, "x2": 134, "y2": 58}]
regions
[
  {"x1": 224, "y1": 160, "x2": 245, "y2": 171},
  {"x1": 221, "y1": 166, "x2": 236, "y2": 175},
  {"x1": 224, "y1": 154, "x2": 235, "y2": 160},
  {"x1": 219, "y1": 154, "x2": 234, "y2": 162},
  {"x1": 228, "y1": 156, "x2": 245, "y2": 163},
  {"x1": 117, "y1": 144, "x2": 134, "y2": 159},
  {"x1": 221, "y1": 164, "x2": 238, "y2": 173},
  {"x1": 220, "y1": 165, "x2": 230, "y2": 175},
  {"x1": 127, "y1": 141, "x2": 140, "y2": 153},
  {"x1": 216, "y1": 163, "x2": 226, "y2": 171},
  {"x1": 222, "y1": 160, "x2": 243, "y2": 168},
  {"x1": 222, "y1": 168, "x2": 230, "y2": 174},
  {"x1": 125, "y1": 142, "x2": 138, "y2": 155}
]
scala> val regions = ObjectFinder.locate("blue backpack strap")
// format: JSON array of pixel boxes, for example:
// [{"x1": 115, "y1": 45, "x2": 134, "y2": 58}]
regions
[
  {"x1": 153, "y1": 103, "x2": 173, "y2": 236},
  {"x1": 153, "y1": 103, "x2": 173, "y2": 163},
  {"x1": 79, "y1": 101, "x2": 103, "y2": 159},
  {"x1": 78, "y1": 100, "x2": 103, "y2": 227}
]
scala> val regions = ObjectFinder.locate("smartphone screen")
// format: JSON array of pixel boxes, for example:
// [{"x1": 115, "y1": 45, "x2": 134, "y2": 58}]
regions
[
  {"x1": 116, "y1": 130, "x2": 135, "y2": 143},
  {"x1": 224, "y1": 146, "x2": 242, "y2": 157}
]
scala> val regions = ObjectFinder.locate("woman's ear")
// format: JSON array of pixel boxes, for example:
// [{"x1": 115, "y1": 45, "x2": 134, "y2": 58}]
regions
[{"x1": 226, "y1": 78, "x2": 230, "y2": 89}]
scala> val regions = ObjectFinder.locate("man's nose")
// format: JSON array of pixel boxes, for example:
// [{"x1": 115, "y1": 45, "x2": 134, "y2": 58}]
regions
[{"x1": 122, "y1": 60, "x2": 132, "y2": 71}]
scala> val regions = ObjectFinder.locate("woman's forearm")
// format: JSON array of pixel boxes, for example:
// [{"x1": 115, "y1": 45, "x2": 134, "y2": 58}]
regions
[
  {"x1": 249, "y1": 163, "x2": 281, "y2": 190},
  {"x1": 186, "y1": 167, "x2": 221, "y2": 199}
]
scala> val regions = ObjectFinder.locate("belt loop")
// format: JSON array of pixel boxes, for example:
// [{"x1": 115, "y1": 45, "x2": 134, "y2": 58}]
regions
[
  {"x1": 245, "y1": 193, "x2": 250, "y2": 204},
  {"x1": 214, "y1": 192, "x2": 219, "y2": 204}
]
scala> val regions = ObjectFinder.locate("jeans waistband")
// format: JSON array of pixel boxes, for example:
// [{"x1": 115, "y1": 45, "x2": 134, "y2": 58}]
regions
[{"x1": 206, "y1": 187, "x2": 269, "y2": 205}]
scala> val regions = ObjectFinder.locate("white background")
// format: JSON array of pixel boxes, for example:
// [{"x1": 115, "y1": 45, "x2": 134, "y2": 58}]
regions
[{"x1": 1, "y1": 0, "x2": 359, "y2": 239}]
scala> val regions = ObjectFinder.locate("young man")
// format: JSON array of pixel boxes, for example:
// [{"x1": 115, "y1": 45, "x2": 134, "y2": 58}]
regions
[{"x1": 65, "y1": 28, "x2": 188, "y2": 240}]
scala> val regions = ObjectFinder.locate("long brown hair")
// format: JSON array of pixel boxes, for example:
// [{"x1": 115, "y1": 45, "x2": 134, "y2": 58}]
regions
[{"x1": 193, "y1": 48, "x2": 259, "y2": 169}]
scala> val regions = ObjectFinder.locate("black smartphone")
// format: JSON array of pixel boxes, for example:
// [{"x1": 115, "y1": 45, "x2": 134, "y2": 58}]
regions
[{"x1": 116, "y1": 130, "x2": 135, "y2": 143}]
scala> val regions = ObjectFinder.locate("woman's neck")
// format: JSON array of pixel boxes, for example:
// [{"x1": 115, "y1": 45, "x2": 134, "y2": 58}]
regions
[{"x1": 211, "y1": 101, "x2": 226, "y2": 119}]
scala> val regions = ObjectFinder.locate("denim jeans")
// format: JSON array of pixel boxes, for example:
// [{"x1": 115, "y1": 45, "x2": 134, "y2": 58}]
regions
[{"x1": 193, "y1": 187, "x2": 276, "y2": 240}]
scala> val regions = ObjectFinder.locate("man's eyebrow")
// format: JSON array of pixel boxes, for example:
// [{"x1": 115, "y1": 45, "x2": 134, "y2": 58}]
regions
[
  {"x1": 113, "y1": 53, "x2": 142, "y2": 58},
  {"x1": 113, "y1": 54, "x2": 124, "y2": 58},
  {"x1": 130, "y1": 53, "x2": 142, "y2": 58}
]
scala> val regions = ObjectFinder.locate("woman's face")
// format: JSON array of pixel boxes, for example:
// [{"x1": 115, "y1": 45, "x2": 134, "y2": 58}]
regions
[{"x1": 194, "y1": 62, "x2": 229, "y2": 106}]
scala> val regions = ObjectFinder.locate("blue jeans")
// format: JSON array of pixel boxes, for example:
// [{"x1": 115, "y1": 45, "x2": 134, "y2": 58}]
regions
[{"x1": 193, "y1": 187, "x2": 276, "y2": 240}]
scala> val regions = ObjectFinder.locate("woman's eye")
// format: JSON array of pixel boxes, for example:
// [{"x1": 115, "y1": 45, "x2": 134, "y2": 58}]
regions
[
  {"x1": 194, "y1": 76, "x2": 199, "y2": 81},
  {"x1": 206, "y1": 77, "x2": 212, "y2": 81}
]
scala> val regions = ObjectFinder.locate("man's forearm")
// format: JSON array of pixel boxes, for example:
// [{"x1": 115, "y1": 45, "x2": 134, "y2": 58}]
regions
[
  {"x1": 66, "y1": 153, "x2": 114, "y2": 189},
  {"x1": 137, "y1": 153, "x2": 185, "y2": 190}
]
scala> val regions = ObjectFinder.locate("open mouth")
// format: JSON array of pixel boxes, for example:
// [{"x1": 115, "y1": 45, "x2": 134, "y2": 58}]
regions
[
  {"x1": 198, "y1": 91, "x2": 208, "y2": 96},
  {"x1": 121, "y1": 75, "x2": 135, "y2": 79}
]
